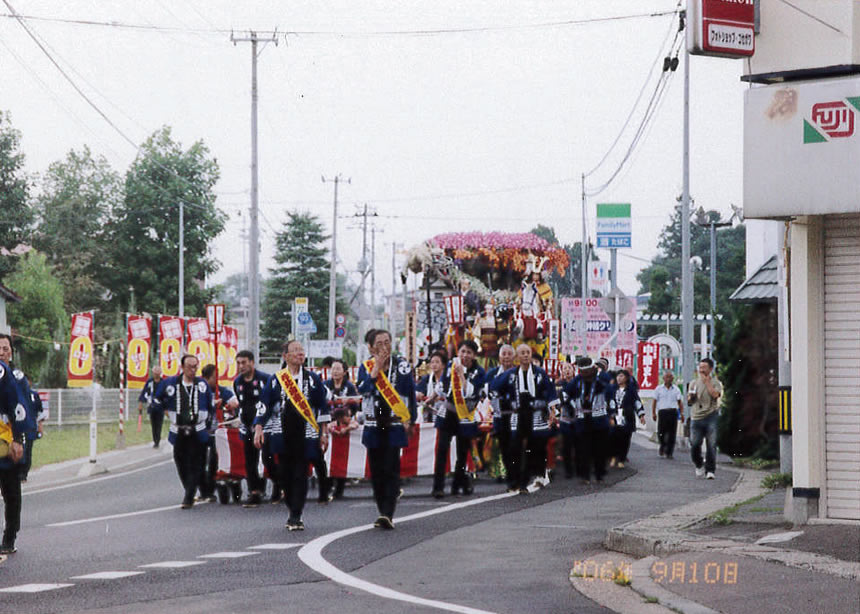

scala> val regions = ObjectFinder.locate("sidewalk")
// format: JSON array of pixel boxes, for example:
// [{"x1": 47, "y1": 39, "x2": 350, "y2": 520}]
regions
[{"x1": 580, "y1": 431, "x2": 860, "y2": 614}]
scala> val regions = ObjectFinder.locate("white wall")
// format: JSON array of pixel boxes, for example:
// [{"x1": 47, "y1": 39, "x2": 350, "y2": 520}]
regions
[
  {"x1": 0, "y1": 297, "x2": 9, "y2": 335},
  {"x1": 745, "y1": 219, "x2": 779, "y2": 275},
  {"x1": 747, "y1": 0, "x2": 857, "y2": 76}
]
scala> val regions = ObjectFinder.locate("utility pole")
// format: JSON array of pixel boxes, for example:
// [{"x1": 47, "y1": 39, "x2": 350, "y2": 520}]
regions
[
  {"x1": 581, "y1": 173, "x2": 588, "y2": 299},
  {"x1": 681, "y1": 38, "x2": 694, "y2": 388},
  {"x1": 178, "y1": 200, "x2": 184, "y2": 317},
  {"x1": 323, "y1": 174, "x2": 349, "y2": 340},
  {"x1": 358, "y1": 204, "x2": 369, "y2": 359},
  {"x1": 232, "y1": 30, "x2": 278, "y2": 361}
]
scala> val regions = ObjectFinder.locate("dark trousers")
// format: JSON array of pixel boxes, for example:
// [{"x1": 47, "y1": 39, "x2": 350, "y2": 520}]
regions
[
  {"x1": 690, "y1": 412, "x2": 718, "y2": 474},
  {"x1": 173, "y1": 433, "x2": 204, "y2": 503},
  {"x1": 433, "y1": 429, "x2": 472, "y2": 493},
  {"x1": 243, "y1": 436, "x2": 265, "y2": 494},
  {"x1": 574, "y1": 417, "x2": 608, "y2": 481},
  {"x1": 560, "y1": 430, "x2": 575, "y2": 478},
  {"x1": 495, "y1": 415, "x2": 515, "y2": 486},
  {"x1": 657, "y1": 410, "x2": 679, "y2": 457},
  {"x1": 332, "y1": 478, "x2": 347, "y2": 498},
  {"x1": 610, "y1": 427, "x2": 634, "y2": 462},
  {"x1": 262, "y1": 441, "x2": 280, "y2": 496},
  {"x1": 279, "y1": 454, "x2": 309, "y2": 521},
  {"x1": 511, "y1": 432, "x2": 547, "y2": 489},
  {"x1": 198, "y1": 438, "x2": 217, "y2": 498},
  {"x1": 0, "y1": 467, "x2": 21, "y2": 543},
  {"x1": 310, "y1": 455, "x2": 330, "y2": 501},
  {"x1": 368, "y1": 445, "x2": 401, "y2": 519},
  {"x1": 150, "y1": 411, "x2": 164, "y2": 446},
  {"x1": 20, "y1": 437, "x2": 34, "y2": 481}
]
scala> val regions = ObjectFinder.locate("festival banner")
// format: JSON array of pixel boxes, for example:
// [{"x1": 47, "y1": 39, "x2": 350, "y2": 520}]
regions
[
  {"x1": 615, "y1": 348, "x2": 634, "y2": 372},
  {"x1": 67, "y1": 311, "x2": 95, "y2": 388},
  {"x1": 158, "y1": 316, "x2": 184, "y2": 377},
  {"x1": 186, "y1": 317, "x2": 214, "y2": 370},
  {"x1": 217, "y1": 325, "x2": 238, "y2": 387},
  {"x1": 126, "y1": 315, "x2": 152, "y2": 390},
  {"x1": 637, "y1": 342, "x2": 660, "y2": 391},
  {"x1": 560, "y1": 297, "x2": 637, "y2": 358}
]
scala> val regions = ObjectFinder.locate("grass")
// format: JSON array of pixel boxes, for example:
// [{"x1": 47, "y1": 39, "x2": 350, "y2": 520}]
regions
[
  {"x1": 708, "y1": 493, "x2": 767, "y2": 526},
  {"x1": 30, "y1": 419, "x2": 166, "y2": 470},
  {"x1": 761, "y1": 472, "x2": 792, "y2": 489},
  {"x1": 644, "y1": 596, "x2": 659, "y2": 604},
  {"x1": 731, "y1": 456, "x2": 780, "y2": 470}
]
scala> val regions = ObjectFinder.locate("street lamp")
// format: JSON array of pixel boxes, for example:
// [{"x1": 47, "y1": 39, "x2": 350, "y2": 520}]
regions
[{"x1": 694, "y1": 207, "x2": 739, "y2": 358}]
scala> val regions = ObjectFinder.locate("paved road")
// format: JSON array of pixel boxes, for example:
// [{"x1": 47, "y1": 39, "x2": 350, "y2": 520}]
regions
[{"x1": 1, "y1": 437, "x2": 733, "y2": 614}]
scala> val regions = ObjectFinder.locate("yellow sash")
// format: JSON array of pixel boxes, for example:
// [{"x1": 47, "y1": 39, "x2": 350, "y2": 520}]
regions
[
  {"x1": 451, "y1": 363, "x2": 474, "y2": 421},
  {"x1": 275, "y1": 368, "x2": 319, "y2": 432},
  {"x1": 0, "y1": 421, "x2": 11, "y2": 445},
  {"x1": 363, "y1": 359, "x2": 411, "y2": 424}
]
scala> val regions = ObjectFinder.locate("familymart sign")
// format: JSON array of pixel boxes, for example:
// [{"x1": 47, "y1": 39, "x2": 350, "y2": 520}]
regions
[{"x1": 596, "y1": 203, "x2": 631, "y2": 249}]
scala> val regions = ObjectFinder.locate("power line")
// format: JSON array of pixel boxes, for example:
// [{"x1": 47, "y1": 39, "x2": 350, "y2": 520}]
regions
[{"x1": 0, "y1": 9, "x2": 680, "y2": 37}]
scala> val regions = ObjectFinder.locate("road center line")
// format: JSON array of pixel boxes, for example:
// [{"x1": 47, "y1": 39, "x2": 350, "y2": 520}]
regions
[
  {"x1": 46, "y1": 502, "x2": 193, "y2": 527},
  {"x1": 24, "y1": 460, "x2": 174, "y2": 497},
  {"x1": 297, "y1": 491, "x2": 517, "y2": 614}
]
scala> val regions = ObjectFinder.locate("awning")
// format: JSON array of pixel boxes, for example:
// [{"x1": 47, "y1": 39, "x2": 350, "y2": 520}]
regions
[{"x1": 729, "y1": 255, "x2": 778, "y2": 304}]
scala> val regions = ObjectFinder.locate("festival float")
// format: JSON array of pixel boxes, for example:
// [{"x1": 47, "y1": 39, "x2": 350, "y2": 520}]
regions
[{"x1": 401, "y1": 231, "x2": 570, "y2": 368}]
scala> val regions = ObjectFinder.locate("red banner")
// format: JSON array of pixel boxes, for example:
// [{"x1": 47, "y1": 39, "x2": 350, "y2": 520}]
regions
[
  {"x1": 637, "y1": 342, "x2": 660, "y2": 391},
  {"x1": 186, "y1": 317, "x2": 214, "y2": 370},
  {"x1": 126, "y1": 315, "x2": 152, "y2": 390},
  {"x1": 615, "y1": 348, "x2": 634, "y2": 372},
  {"x1": 217, "y1": 325, "x2": 238, "y2": 387},
  {"x1": 67, "y1": 312, "x2": 95, "y2": 388},
  {"x1": 158, "y1": 316, "x2": 184, "y2": 377}
]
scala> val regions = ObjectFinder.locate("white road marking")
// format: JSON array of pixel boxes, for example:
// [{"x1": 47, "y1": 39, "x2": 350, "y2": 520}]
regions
[
  {"x1": 139, "y1": 561, "x2": 207, "y2": 569},
  {"x1": 46, "y1": 503, "x2": 184, "y2": 527},
  {"x1": 70, "y1": 571, "x2": 145, "y2": 580},
  {"x1": 298, "y1": 491, "x2": 517, "y2": 614},
  {"x1": 0, "y1": 583, "x2": 74, "y2": 593},
  {"x1": 24, "y1": 460, "x2": 174, "y2": 497},
  {"x1": 248, "y1": 543, "x2": 303, "y2": 550},
  {"x1": 198, "y1": 551, "x2": 260, "y2": 559}
]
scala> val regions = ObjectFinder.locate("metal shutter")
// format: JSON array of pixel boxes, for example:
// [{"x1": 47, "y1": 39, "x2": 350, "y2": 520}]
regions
[{"x1": 823, "y1": 213, "x2": 860, "y2": 520}]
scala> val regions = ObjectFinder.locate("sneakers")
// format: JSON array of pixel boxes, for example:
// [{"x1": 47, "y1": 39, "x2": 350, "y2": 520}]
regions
[
  {"x1": 431, "y1": 490, "x2": 445, "y2": 499},
  {"x1": 376, "y1": 515, "x2": 394, "y2": 530},
  {"x1": 695, "y1": 466, "x2": 706, "y2": 478},
  {"x1": 706, "y1": 472, "x2": 716, "y2": 480},
  {"x1": 180, "y1": 499, "x2": 194, "y2": 509},
  {"x1": 242, "y1": 493, "x2": 263, "y2": 508},
  {"x1": 286, "y1": 518, "x2": 304, "y2": 531},
  {"x1": 0, "y1": 536, "x2": 16, "y2": 555}
]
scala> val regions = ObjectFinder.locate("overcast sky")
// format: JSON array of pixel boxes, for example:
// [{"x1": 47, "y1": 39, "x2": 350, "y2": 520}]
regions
[{"x1": 1, "y1": 0, "x2": 747, "y2": 304}]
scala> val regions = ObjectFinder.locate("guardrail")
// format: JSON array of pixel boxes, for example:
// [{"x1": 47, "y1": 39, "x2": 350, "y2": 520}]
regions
[{"x1": 36, "y1": 388, "x2": 132, "y2": 427}]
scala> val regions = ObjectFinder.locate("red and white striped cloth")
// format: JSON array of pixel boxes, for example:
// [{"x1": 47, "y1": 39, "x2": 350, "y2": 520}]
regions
[{"x1": 215, "y1": 423, "x2": 472, "y2": 480}]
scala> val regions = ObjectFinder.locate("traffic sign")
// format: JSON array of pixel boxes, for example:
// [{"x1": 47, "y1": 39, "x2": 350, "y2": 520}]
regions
[
  {"x1": 335, "y1": 313, "x2": 346, "y2": 326},
  {"x1": 335, "y1": 326, "x2": 346, "y2": 338},
  {"x1": 205, "y1": 303, "x2": 225, "y2": 334},
  {"x1": 596, "y1": 203, "x2": 632, "y2": 249}
]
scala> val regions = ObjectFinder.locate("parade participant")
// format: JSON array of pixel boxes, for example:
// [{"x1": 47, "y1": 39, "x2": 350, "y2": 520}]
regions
[
  {"x1": 0, "y1": 337, "x2": 37, "y2": 491},
  {"x1": 324, "y1": 359, "x2": 359, "y2": 415},
  {"x1": 484, "y1": 344, "x2": 515, "y2": 489},
  {"x1": 137, "y1": 366, "x2": 164, "y2": 448},
  {"x1": 21, "y1": 381, "x2": 46, "y2": 483},
  {"x1": 652, "y1": 370, "x2": 684, "y2": 459},
  {"x1": 254, "y1": 340, "x2": 329, "y2": 531},
  {"x1": 492, "y1": 343, "x2": 558, "y2": 493},
  {"x1": 200, "y1": 364, "x2": 238, "y2": 502},
  {"x1": 688, "y1": 358, "x2": 723, "y2": 480},
  {"x1": 415, "y1": 350, "x2": 447, "y2": 424},
  {"x1": 595, "y1": 357, "x2": 612, "y2": 385},
  {"x1": 608, "y1": 369, "x2": 645, "y2": 469},
  {"x1": 328, "y1": 408, "x2": 358, "y2": 499},
  {"x1": 0, "y1": 335, "x2": 25, "y2": 554},
  {"x1": 435, "y1": 340, "x2": 485, "y2": 498},
  {"x1": 356, "y1": 329, "x2": 416, "y2": 529},
  {"x1": 152, "y1": 353, "x2": 213, "y2": 509},
  {"x1": 233, "y1": 350, "x2": 273, "y2": 507},
  {"x1": 564, "y1": 357, "x2": 614, "y2": 484},
  {"x1": 557, "y1": 361, "x2": 577, "y2": 479}
]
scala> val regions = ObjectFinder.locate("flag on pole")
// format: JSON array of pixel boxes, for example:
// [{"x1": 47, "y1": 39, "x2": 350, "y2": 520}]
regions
[
  {"x1": 126, "y1": 314, "x2": 152, "y2": 390},
  {"x1": 67, "y1": 312, "x2": 94, "y2": 388}
]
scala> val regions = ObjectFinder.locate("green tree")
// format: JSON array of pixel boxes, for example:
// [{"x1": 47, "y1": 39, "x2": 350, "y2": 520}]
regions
[
  {"x1": 261, "y1": 211, "x2": 344, "y2": 354},
  {"x1": 104, "y1": 126, "x2": 225, "y2": 316},
  {"x1": 33, "y1": 146, "x2": 122, "y2": 312},
  {"x1": 37, "y1": 320, "x2": 69, "y2": 388},
  {"x1": 0, "y1": 111, "x2": 33, "y2": 279},
  {"x1": 5, "y1": 251, "x2": 66, "y2": 377},
  {"x1": 636, "y1": 205, "x2": 746, "y2": 317}
]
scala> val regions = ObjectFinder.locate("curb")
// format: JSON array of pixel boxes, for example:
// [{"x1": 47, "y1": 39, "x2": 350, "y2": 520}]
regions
[
  {"x1": 605, "y1": 466, "x2": 860, "y2": 582},
  {"x1": 629, "y1": 557, "x2": 720, "y2": 614}
]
